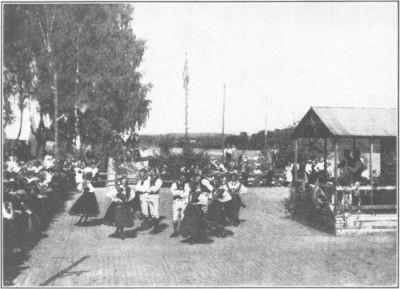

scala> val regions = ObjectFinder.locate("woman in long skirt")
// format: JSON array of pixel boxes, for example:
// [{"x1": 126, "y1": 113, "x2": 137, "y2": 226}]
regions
[
  {"x1": 227, "y1": 171, "x2": 247, "y2": 226},
  {"x1": 180, "y1": 176, "x2": 208, "y2": 243},
  {"x1": 104, "y1": 179, "x2": 129, "y2": 226},
  {"x1": 114, "y1": 183, "x2": 134, "y2": 239},
  {"x1": 68, "y1": 174, "x2": 99, "y2": 225},
  {"x1": 206, "y1": 177, "x2": 231, "y2": 236}
]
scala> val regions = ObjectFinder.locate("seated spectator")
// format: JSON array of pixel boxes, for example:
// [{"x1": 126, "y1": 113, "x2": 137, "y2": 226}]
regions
[
  {"x1": 6, "y1": 156, "x2": 18, "y2": 173},
  {"x1": 338, "y1": 149, "x2": 352, "y2": 169},
  {"x1": 43, "y1": 154, "x2": 55, "y2": 169},
  {"x1": 350, "y1": 150, "x2": 366, "y2": 183}
]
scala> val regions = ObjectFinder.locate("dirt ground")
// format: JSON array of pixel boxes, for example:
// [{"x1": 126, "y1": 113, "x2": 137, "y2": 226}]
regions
[{"x1": 6, "y1": 186, "x2": 397, "y2": 286}]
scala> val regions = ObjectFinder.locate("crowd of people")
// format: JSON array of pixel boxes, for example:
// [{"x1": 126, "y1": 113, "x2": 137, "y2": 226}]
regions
[
  {"x1": 68, "y1": 160, "x2": 248, "y2": 244},
  {"x1": 3, "y1": 154, "x2": 100, "y2": 256},
  {"x1": 283, "y1": 149, "x2": 370, "y2": 187}
]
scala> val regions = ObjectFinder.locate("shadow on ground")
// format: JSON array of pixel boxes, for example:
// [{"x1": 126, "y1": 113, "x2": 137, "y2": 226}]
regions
[
  {"x1": 75, "y1": 218, "x2": 104, "y2": 227},
  {"x1": 39, "y1": 255, "x2": 90, "y2": 286},
  {"x1": 3, "y1": 192, "x2": 74, "y2": 286}
]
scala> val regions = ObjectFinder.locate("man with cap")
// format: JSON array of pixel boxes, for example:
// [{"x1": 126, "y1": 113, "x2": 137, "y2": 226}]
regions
[{"x1": 170, "y1": 174, "x2": 190, "y2": 237}]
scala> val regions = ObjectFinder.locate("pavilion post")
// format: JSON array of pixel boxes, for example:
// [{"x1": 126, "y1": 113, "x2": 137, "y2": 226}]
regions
[
  {"x1": 334, "y1": 138, "x2": 338, "y2": 183},
  {"x1": 294, "y1": 139, "x2": 298, "y2": 181},
  {"x1": 370, "y1": 138, "x2": 374, "y2": 204},
  {"x1": 323, "y1": 138, "x2": 327, "y2": 171},
  {"x1": 333, "y1": 138, "x2": 338, "y2": 207}
]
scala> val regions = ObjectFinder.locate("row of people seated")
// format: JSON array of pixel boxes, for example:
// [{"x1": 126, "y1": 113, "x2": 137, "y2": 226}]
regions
[{"x1": 3, "y1": 155, "x2": 98, "y2": 256}]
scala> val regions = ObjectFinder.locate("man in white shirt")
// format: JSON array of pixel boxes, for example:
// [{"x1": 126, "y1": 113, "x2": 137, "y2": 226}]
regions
[
  {"x1": 305, "y1": 160, "x2": 313, "y2": 183},
  {"x1": 314, "y1": 158, "x2": 325, "y2": 173},
  {"x1": 326, "y1": 162, "x2": 334, "y2": 179},
  {"x1": 148, "y1": 168, "x2": 163, "y2": 232},
  {"x1": 135, "y1": 169, "x2": 151, "y2": 228},
  {"x1": 170, "y1": 174, "x2": 190, "y2": 237}
]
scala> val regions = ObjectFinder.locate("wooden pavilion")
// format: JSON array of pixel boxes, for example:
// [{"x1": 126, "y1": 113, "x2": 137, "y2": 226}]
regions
[{"x1": 291, "y1": 106, "x2": 397, "y2": 235}]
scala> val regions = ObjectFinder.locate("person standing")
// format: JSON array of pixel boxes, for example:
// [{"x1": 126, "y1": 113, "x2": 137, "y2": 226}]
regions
[
  {"x1": 284, "y1": 162, "x2": 293, "y2": 186},
  {"x1": 114, "y1": 179, "x2": 134, "y2": 239},
  {"x1": 68, "y1": 173, "x2": 99, "y2": 225},
  {"x1": 170, "y1": 174, "x2": 190, "y2": 237},
  {"x1": 104, "y1": 178, "x2": 128, "y2": 227},
  {"x1": 207, "y1": 176, "x2": 231, "y2": 237},
  {"x1": 350, "y1": 150, "x2": 366, "y2": 183},
  {"x1": 180, "y1": 173, "x2": 208, "y2": 244},
  {"x1": 148, "y1": 168, "x2": 163, "y2": 232},
  {"x1": 227, "y1": 171, "x2": 247, "y2": 226},
  {"x1": 135, "y1": 169, "x2": 151, "y2": 229}
]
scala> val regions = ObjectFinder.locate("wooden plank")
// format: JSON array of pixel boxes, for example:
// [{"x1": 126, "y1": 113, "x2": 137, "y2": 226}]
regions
[
  {"x1": 350, "y1": 214, "x2": 397, "y2": 221},
  {"x1": 336, "y1": 228, "x2": 397, "y2": 236},
  {"x1": 101, "y1": 256, "x2": 108, "y2": 286},
  {"x1": 351, "y1": 205, "x2": 396, "y2": 210}
]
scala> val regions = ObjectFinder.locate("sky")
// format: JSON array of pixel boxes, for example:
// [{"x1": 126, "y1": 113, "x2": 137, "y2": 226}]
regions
[{"x1": 131, "y1": 2, "x2": 397, "y2": 135}]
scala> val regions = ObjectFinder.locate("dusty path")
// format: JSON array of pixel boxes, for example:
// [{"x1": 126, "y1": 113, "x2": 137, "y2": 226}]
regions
[{"x1": 8, "y1": 187, "x2": 397, "y2": 286}]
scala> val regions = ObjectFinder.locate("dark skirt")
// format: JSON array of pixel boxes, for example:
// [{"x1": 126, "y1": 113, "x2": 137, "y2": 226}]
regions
[
  {"x1": 127, "y1": 194, "x2": 142, "y2": 213},
  {"x1": 115, "y1": 204, "x2": 134, "y2": 228},
  {"x1": 206, "y1": 201, "x2": 227, "y2": 227},
  {"x1": 103, "y1": 202, "x2": 116, "y2": 226},
  {"x1": 230, "y1": 195, "x2": 241, "y2": 222},
  {"x1": 69, "y1": 192, "x2": 100, "y2": 217},
  {"x1": 180, "y1": 204, "x2": 207, "y2": 238}
]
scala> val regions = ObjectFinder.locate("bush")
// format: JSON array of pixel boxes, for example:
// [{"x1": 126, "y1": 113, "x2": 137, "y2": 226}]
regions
[
  {"x1": 158, "y1": 147, "x2": 210, "y2": 180},
  {"x1": 282, "y1": 182, "x2": 336, "y2": 233}
]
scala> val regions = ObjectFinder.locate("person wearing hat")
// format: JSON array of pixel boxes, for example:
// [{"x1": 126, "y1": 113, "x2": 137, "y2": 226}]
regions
[
  {"x1": 135, "y1": 169, "x2": 151, "y2": 229},
  {"x1": 170, "y1": 174, "x2": 190, "y2": 237},
  {"x1": 148, "y1": 168, "x2": 163, "y2": 232}
]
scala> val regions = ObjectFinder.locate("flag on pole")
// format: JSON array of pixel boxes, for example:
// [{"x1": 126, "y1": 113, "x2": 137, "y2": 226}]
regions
[{"x1": 182, "y1": 52, "x2": 189, "y2": 91}]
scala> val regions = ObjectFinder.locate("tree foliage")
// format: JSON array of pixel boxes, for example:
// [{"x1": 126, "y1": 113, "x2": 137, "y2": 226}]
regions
[{"x1": 3, "y1": 4, "x2": 152, "y2": 159}]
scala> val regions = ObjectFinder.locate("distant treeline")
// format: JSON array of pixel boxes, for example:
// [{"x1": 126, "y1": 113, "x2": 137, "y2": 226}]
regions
[{"x1": 139, "y1": 126, "x2": 393, "y2": 170}]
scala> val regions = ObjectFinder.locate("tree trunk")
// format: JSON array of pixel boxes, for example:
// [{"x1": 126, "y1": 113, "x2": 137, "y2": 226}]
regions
[
  {"x1": 53, "y1": 69, "x2": 59, "y2": 160},
  {"x1": 16, "y1": 84, "x2": 24, "y2": 140}
]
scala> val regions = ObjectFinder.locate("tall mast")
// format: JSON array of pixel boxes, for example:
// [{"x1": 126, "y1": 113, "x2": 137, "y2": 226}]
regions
[
  {"x1": 222, "y1": 84, "x2": 226, "y2": 162},
  {"x1": 183, "y1": 52, "x2": 189, "y2": 142}
]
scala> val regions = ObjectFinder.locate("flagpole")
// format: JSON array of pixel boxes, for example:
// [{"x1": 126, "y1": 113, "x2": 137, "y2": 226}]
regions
[
  {"x1": 222, "y1": 84, "x2": 226, "y2": 163},
  {"x1": 264, "y1": 113, "x2": 267, "y2": 158},
  {"x1": 183, "y1": 52, "x2": 189, "y2": 143}
]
